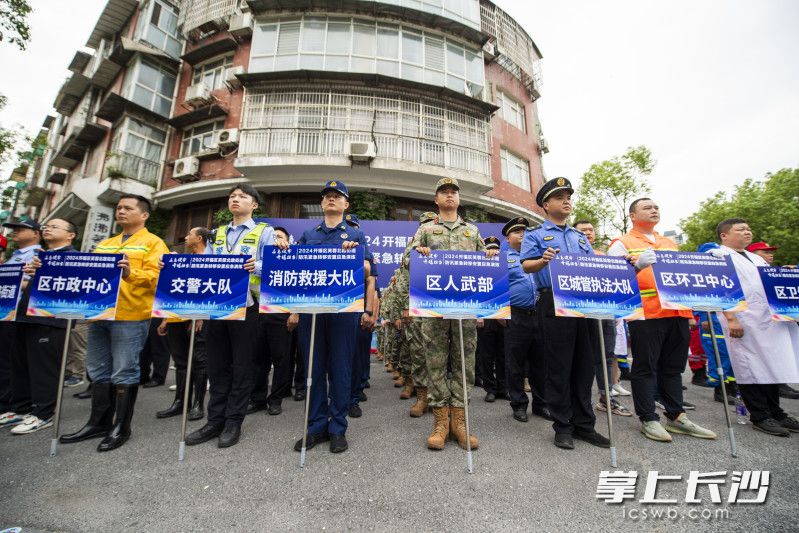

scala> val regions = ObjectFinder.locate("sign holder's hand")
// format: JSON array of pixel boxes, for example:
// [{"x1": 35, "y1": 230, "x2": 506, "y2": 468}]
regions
[
  {"x1": 415, "y1": 246, "x2": 431, "y2": 257},
  {"x1": 726, "y1": 316, "x2": 744, "y2": 338},
  {"x1": 541, "y1": 247, "x2": 558, "y2": 264},
  {"x1": 243, "y1": 257, "x2": 256, "y2": 273},
  {"x1": 342, "y1": 241, "x2": 359, "y2": 250},
  {"x1": 287, "y1": 313, "x2": 299, "y2": 332},
  {"x1": 118, "y1": 254, "x2": 131, "y2": 279}
]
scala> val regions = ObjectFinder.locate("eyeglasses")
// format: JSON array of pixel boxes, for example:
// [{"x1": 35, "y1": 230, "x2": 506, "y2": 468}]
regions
[{"x1": 40, "y1": 225, "x2": 71, "y2": 232}]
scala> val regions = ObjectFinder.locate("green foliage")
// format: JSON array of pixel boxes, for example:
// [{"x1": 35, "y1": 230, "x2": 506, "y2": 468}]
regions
[
  {"x1": 572, "y1": 145, "x2": 654, "y2": 246},
  {"x1": 680, "y1": 168, "x2": 799, "y2": 265},
  {"x1": 348, "y1": 191, "x2": 396, "y2": 220},
  {"x1": 0, "y1": 0, "x2": 32, "y2": 50},
  {"x1": 212, "y1": 207, "x2": 267, "y2": 227},
  {"x1": 146, "y1": 208, "x2": 172, "y2": 243},
  {"x1": 462, "y1": 205, "x2": 489, "y2": 224}
]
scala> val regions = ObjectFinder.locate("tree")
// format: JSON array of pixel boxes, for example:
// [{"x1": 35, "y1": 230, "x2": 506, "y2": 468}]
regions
[
  {"x1": 0, "y1": 0, "x2": 32, "y2": 50},
  {"x1": 680, "y1": 168, "x2": 799, "y2": 265},
  {"x1": 572, "y1": 145, "x2": 654, "y2": 248}
]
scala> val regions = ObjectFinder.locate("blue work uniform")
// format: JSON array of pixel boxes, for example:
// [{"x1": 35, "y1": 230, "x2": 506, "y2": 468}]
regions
[
  {"x1": 351, "y1": 259, "x2": 377, "y2": 408},
  {"x1": 520, "y1": 221, "x2": 598, "y2": 436},
  {"x1": 695, "y1": 311, "x2": 735, "y2": 387},
  {"x1": 298, "y1": 220, "x2": 370, "y2": 437},
  {"x1": 8, "y1": 244, "x2": 42, "y2": 280}
]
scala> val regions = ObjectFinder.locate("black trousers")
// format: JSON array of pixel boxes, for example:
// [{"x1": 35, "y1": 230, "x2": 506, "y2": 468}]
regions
[
  {"x1": 504, "y1": 306, "x2": 547, "y2": 412},
  {"x1": 165, "y1": 322, "x2": 206, "y2": 373},
  {"x1": 251, "y1": 313, "x2": 292, "y2": 407},
  {"x1": 12, "y1": 323, "x2": 66, "y2": 419},
  {"x1": 0, "y1": 322, "x2": 15, "y2": 412},
  {"x1": 537, "y1": 292, "x2": 595, "y2": 435},
  {"x1": 738, "y1": 384, "x2": 785, "y2": 422},
  {"x1": 290, "y1": 330, "x2": 305, "y2": 391},
  {"x1": 477, "y1": 320, "x2": 506, "y2": 395},
  {"x1": 589, "y1": 319, "x2": 617, "y2": 395},
  {"x1": 139, "y1": 320, "x2": 171, "y2": 384},
  {"x1": 628, "y1": 317, "x2": 689, "y2": 423},
  {"x1": 206, "y1": 304, "x2": 259, "y2": 427}
]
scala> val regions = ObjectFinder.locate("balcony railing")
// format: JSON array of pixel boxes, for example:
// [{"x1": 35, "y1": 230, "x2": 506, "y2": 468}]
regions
[
  {"x1": 239, "y1": 128, "x2": 490, "y2": 177},
  {"x1": 178, "y1": 0, "x2": 238, "y2": 36},
  {"x1": 106, "y1": 152, "x2": 160, "y2": 187}
]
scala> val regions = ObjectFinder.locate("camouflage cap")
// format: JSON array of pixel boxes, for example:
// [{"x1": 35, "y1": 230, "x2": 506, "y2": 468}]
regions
[{"x1": 435, "y1": 177, "x2": 460, "y2": 193}]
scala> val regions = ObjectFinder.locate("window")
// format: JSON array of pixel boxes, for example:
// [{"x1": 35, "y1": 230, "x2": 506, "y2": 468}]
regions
[
  {"x1": 181, "y1": 120, "x2": 225, "y2": 156},
  {"x1": 497, "y1": 91, "x2": 526, "y2": 131},
  {"x1": 192, "y1": 55, "x2": 234, "y2": 91},
  {"x1": 250, "y1": 17, "x2": 484, "y2": 97},
  {"x1": 124, "y1": 57, "x2": 177, "y2": 117},
  {"x1": 135, "y1": 0, "x2": 181, "y2": 58},
  {"x1": 500, "y1": 148, "x2": 531, "y2": 191},
  {"x1": 109, "y1": 117, "x2": 165, "y2": 185}
]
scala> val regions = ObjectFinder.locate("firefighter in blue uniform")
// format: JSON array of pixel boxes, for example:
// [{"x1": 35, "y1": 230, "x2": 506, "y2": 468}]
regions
[
  {"x1": 344, "y1": 213, "x2": 378, "y2": 418},
  {"x1": 520, "y1": 177, "x2": 610, "y2": 450},
  {"x1": 290, "y1": 181, "x2": 374, "y2": 454}
]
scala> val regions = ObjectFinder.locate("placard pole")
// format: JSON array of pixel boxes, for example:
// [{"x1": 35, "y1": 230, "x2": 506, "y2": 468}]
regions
[
  {"x1": 708, "y1": 311, "x2": 737, "y2": 458},
  {"x1": 457, "y1": 318, "x2": 474, "y2": 474},
  {"x1": 50, "y1": 318, "x2": 74, "y2": 457},
  {"x1": 299, "y1": 312, "x2": 318, "y2": 468},
  {"x1": 595, "y1": 319, "x2": 617, "y2": 467},
  {"x1": 178, "y1": 319, "x2": 198, "y2": 462}
]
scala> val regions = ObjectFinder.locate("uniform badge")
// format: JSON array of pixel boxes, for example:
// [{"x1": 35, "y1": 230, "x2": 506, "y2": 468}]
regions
[
  {"x1": 341, "y1": 233, "x2": 348, "y2": 239},
  {"x1": 215, "y1": 240, "x2": 224, "y2": 246},
  {"x1": 557, "y1": 177, "x2": 565, "y2": 186},
  {"x1": 508, "y1": 259, "x2": 516, "y2": 263},
  {"x1": 243, "y1": 238, "x2": 256, "y2": 244},
  {"x1": 330, "y1": 181, "x2": 337, "y2": 186},
  {"x1": 433, "y1": 229, "x2": 443, "y2": 235},
  {"x1": 579, "y1": 238, "x2": 586, "y2": 244},
  {"x1": 240, "y1": 246, "x2": 250, "y2": 254},
  {"x1": 543, "y1": 236, "x2": 554, "y2": 241},
  {"x1": 463, "y1": 230, "x2": 471, "y2": 237}
]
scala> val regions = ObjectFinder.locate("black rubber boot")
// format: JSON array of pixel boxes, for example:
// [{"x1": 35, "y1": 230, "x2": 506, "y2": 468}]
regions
[
  {"x1": 60, "y1": 382, "x2": 114, "y2": 443},
  {"x1": 74, "y1": 382, "x2": 93, "y2": 399},
  {"x1": 156, "y1": 370, "x2": 187, "y2": 419},
  {"x1": 188, "y1": 371, "x2": 206, "y2": 421},
  {"x1": 97, "y1": 385, "x2": 138, "y2": 452}
]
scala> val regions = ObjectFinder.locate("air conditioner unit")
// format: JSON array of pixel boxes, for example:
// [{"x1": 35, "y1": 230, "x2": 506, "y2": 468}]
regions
[
  {"x1": 224, "y1": 65, "x2": 246, "y2": 89},
  {"x1": 482, "y1": 41, "x2": 496, "y2": 58},
  {"x1": 184, "y1": 83, "x2": 211, "y2": 107},
  {"x1": 228, "y1": 13, "x2": 253, "y2": 38},
  {"x1": 349, "y1": 141, "x2": 376, "y2": 161},
  {"x1": 539, "y1": 138, "x2": 550, "y2": 154},
  {"x1": 173, "y1": 156, "x2": 199, "y2": 180},
  {"x1": 217, "y1": 128, "x2": 239, "y2": 148}
]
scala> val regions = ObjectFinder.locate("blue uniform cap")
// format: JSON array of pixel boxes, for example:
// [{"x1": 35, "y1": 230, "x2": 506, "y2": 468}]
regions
[
  {"x1": 322, "y1": 180, "x2": 349, "y2": 198},
  {"x1": 483, "y1": 236, "x2": 501, "y2": 250},
  {"x1": 697, "y1": 242, "x2": 720, "y2": 253},
  {"x1": 344, "y1": 213, "x2": 360, "y2": 227}
]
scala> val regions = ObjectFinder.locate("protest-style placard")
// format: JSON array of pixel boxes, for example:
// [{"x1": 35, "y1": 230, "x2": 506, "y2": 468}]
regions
[
  {"x1": 152, "y1": 254, "x2": 251, "y2": 320},
  {"x1": 758, "y1": 266, "x2": 799, "y2": 321},
  {"x1": 0, "y1": 263, "x2": 25, "y2": 321},
  {"x1": 409, "y1": 250, "x2": 510, "y2": 319},
  {"x1": 27, "y1": 252, "x2": 123, "y2": 320},
  {"x1": 259, "y1": 245, "x2": 365, "y2": 313},
  {"x1": 549, "y1": 254, "x2": 644, "y2": 319},
  {"x1": 651, "y1": 251, "x2": 747, "y2": 312}
]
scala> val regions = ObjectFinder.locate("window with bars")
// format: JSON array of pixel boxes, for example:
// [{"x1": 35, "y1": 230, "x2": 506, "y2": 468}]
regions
[
  {"x1": 240, "y1": 88, "x2": 491, "y2": 176},
  {"x1": 500, "y1": 148, "x2": 531, "y2": 191},
  {"x1": 192, "y1": 55, "x2": 235, "y2": 91},
  {"x1": 181, "y1": 120, "x2": 226, "y2": 156},
  {"x1": 250, "y1": 17, "x2": 485, "y2": 98},
  {"x1": 496, "y1": 91, "x2": 526, "y2": 132}
]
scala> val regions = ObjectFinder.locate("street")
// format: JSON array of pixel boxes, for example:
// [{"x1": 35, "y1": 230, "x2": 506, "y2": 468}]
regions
[{"x1": 1, "y1": 362, "x2": 797, "y2": 532}]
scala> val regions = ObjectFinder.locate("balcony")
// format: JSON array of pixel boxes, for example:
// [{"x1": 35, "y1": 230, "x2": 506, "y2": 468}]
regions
[
  {"x1": 86, "y1": 0, "x2": 140, "y2": 49},
  {"x1": 179, "y1": 0, "x2": 239, "y2": 37},
  {"x1": 105, "y1": 152, "x2": 161, "y2": 187},
  {"x1": 51, "y1": 118, "x2": 109, "y2": 170},
  {"x1": 53, "y1": 74, "x2": 92, "y2": 116}
]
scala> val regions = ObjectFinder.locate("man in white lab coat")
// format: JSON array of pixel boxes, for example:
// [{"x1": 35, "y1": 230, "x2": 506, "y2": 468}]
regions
[{"x1": 713, "y1": 218, "x2": 799, "y2": 437}]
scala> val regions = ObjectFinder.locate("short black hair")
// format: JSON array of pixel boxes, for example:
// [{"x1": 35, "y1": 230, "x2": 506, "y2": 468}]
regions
[
  {"x1": 573, "y1": 220, "x2": 594, "y2": 228},
  {"x1": 629, "y1": 197, "x2": 653, "y2": 214},
  {"x1": 191, "y1": 227, "x2": 211, "y2": 245},
  {"x1": 716, "y1": 218, "x2": 748, "y2": 239},
  {"x1": 118, "y1": 194, "x2": 152, "y2": 214},
  {"x1": 273, "y1": 226, "x2": 289, "y2": 238},
  {"x1": 50, "y1": 218, "x2": 77, "y2": 234},
  {"x1": 228, "y1": 183, "x2": 262, "y2": 205}
]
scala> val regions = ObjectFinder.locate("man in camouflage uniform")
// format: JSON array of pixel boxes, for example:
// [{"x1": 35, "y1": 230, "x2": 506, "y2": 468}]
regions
[
  {"x1": 410, "y1": 178, "x2": 496, "y2": 450},
  {"x1": 380, "y1": 274, "x2": 400, "y2": 378},
  {"x1": 395, "y1": 212, "x2": 438, "y2": 413}
]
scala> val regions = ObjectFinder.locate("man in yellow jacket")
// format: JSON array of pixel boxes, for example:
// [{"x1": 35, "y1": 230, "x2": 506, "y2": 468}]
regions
[{"x1": 58, "y1": 194, "x2": 169, "y2": 452}]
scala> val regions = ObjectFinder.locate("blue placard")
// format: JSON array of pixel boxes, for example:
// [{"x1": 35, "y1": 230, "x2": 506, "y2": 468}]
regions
[
  {"x1": 152, "y1": 254, "x2": 251, "y2": 320},
  {"x1": 27, "y1": 252, "x2": 123, "y2": 320},
  {"x1": 260, "y1": 245, "x2": 365, "y2": 313},
  {"x1": 0, "y1": 264, "x2": 24, "y2": 321},
  {"x1": 260, "y1": 219, "x2": 505, "y2": 290},
  {"x1": 549, "y1": 254, "x2": 644, "y2": 319},
  {"x1": 758, "y1": 266, "x2": 799, "y2": 321},
  {"x1": 409, "y1": 250, "x2": 510, "y2": 319},
  {"x1": 651, "y1": 251, "x2": 747, "y2": 312}
]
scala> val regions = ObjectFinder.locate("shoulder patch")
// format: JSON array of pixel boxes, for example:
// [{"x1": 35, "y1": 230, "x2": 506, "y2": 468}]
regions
[{"x1": 579, "y1": 238, "x2": 586, "y2": 245}]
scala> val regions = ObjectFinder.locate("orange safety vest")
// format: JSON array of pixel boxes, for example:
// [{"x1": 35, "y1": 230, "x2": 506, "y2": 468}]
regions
[{"x1": 611, "y1": 229, "x2": 693, "y2": 320}]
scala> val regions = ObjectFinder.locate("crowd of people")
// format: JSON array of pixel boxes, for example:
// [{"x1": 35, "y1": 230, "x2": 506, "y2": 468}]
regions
[{"x1": 0, "y1": 175, "x2": 797, "y2": 458}]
